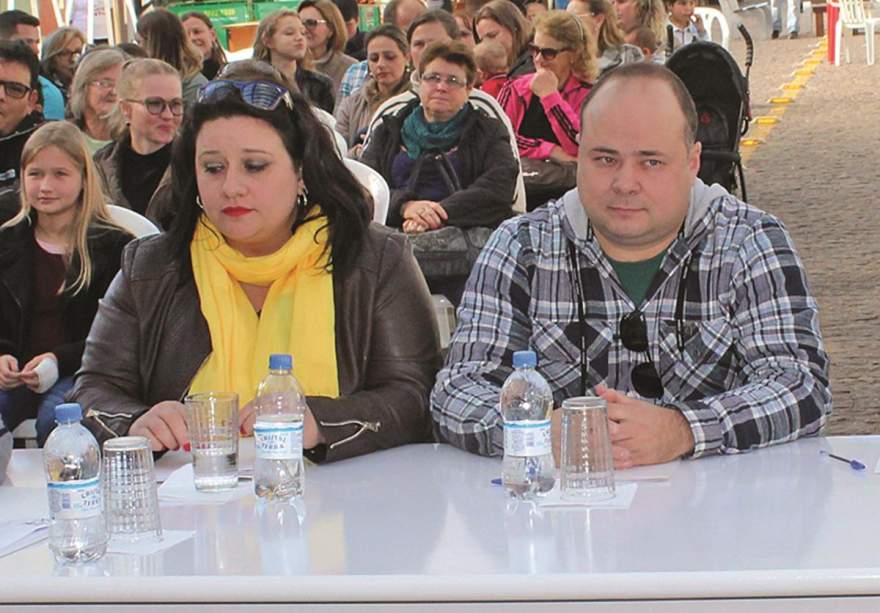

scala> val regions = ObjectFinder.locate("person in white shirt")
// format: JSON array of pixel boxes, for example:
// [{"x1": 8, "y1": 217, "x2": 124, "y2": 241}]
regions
[{"x1": 664, "y1": 0, "x2": 708, "y2": 51}]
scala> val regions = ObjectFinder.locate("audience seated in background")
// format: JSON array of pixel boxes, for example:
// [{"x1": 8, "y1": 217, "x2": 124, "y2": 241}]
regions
[
  {"x1": 474, "y1": 0, "x2": 534, "y2": 77},
  {"x1": 453, "y1": 10, "x2": 477, "y2": 47},
  {"x1": 432, "y1": 63, "x2": 831, "y2": 468},
  {"x1": 0, "y1": 10, "x2": 63, "y2": 120},
  {"x1": 567, "y1": 0, "x2": 643, "y2": 76},
  {"x1": 361, "y1": 41, "x2": 517, "y2": 304},
  {"x1": 137, "y1": 8, "x2": 208, "y2": 108},
  {"x1": 613, "y1": 0, "x2": 666, "y2": 62},
  {"x1": 524, "y1": 0, "x2": 549, "y2": 22},
  {"x1": 181, "y1": 12, "x2": 228, "y2": 80},
  {"x1": 629, "y1": 24, "x2": 659, "y2": 58},
  {"x1": 335, "y1": 25, "x2": 411, "y2": 153},
  {"x1": 498, "y1": 11, "x2": 596, "y2": 209},
  {"x1": 0, "y1": 122, "x2": 133, "y2": 446},
  {"x1": 0, "y1": 40, "x2": 42, "y2": 191},
  {"x1": 474, "y1": 39, "x2": 508, "y2": 97},
  {"x1": 665, "y1": 0, "x2": 708, "y2": 51},
  {"x1": 72, "y1": 81, "x2": 440, "y2": 463},
  {"x1": 39, "y1": 26, "x2": 84, "y2": 106},
  {"x1": 299, "y1": 0, "x2": 357, "y2": 93},
  {"x1": 68, "y1": 48, "x2": 126, "y2": 154},
  {"x1": 253, "y1": 9, "x2": 336, "y2": 113},
  {"x1": 93, "y1": 58, "x2": 180, "y2": 226},
  {"x1": 333, "y1": 0, "x2": 367, "y2": 60}
]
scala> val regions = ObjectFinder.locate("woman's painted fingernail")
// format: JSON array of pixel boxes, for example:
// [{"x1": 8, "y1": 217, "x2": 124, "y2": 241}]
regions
[{"x1": 183, "y1": 442, "x2": 191, "y2": 452}]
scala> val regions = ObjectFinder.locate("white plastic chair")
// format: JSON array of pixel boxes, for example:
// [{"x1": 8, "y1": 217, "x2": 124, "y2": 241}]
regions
[
  {"x1": 107, "y1": 205, "x2": 160, "y2": 238},
  {"x1": 695, "y1": 7, "x2": 732, "y2": 49},
  {"x1": 431, "y1": 294, "x2": 457, "y2": 350},
  {"x1": 344, "y1": 158, "x2": 390, "y2": 225},
  {"x1": 831, "y1": 0, "x2": 879, "y2": 65}
]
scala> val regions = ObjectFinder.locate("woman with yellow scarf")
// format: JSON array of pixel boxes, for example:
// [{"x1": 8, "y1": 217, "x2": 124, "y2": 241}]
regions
[{"x1": 70, "y1": 80, "x2": 441, "y2": 463}]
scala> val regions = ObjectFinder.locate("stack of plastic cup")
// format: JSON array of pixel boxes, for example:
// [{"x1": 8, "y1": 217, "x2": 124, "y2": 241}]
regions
[
  {"x1": 102, "y1": 436, "x2": 163, "y2": 543},
  {"x1": 560, "y1": 396, "x2": 616, "y2": 501},
  {"x1": 184, "y1": 392, "x2": 240, "y2": 491}
]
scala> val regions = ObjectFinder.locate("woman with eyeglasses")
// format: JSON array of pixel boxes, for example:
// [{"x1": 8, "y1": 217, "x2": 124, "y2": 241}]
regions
[
  {"x1": 498, "y1": 11, "x2": 596, "y2": 208},
  {"x1": 0, "y1": 122, "x2": 132, "y2": 446},
  {"x1": 93, "y1": 59, "x2": 182, "y2": 225},
  {"x1": 567, "y1": 0, "x2": 643, "y2": 76},
  {"x1": 298, "y1": 0, "x2": 357, "y2": 93},
  {"x1": 334, "y1": 25, "x2": 410, "y2": 153},
  {"x1": 70, "y1": 79, "x2": 440, "y2": 462},
  {"x1": 136, "y1": 8, "x2": 208, "y2": 108},
  {"x1": 39, "y1": 26, "x2": 85, "y2": 105},
  {"x1": 474, "y1": 0, "x2": 533, "y2": 77},
  {"x1": 253, "y1": 9, "x2": 336, "y2": 114},
  {"x1": 68, "y1": 48, "x2": 126, "y2": 154},
  {"x1": 181, "y1": 12, "x2": 228, "y2": 80},
  {"x1": 361, "y1": 41, "x2": 517, "y2": 304}
]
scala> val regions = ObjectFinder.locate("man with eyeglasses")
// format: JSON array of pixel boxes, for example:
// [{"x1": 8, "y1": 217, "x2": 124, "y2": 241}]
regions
[
  {"x1": 432, "y1": 62, "x2": 830, "y2": 468},
  {"x1": 0, "y1": 10, "x2": 65, "y2": 120},
  {"x1": 0, "y1": 39, "x2": 42, "y2": 192}
]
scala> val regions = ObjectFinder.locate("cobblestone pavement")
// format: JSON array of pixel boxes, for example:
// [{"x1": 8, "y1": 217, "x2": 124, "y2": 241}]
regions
[{"x1": 721, "y1": 31, "x2": 880, "y2": 435}]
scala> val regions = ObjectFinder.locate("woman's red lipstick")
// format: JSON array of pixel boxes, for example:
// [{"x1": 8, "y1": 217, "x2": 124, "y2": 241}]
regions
[{"x1": 222, "y1": 206, "x2": 252, "y2": 217}]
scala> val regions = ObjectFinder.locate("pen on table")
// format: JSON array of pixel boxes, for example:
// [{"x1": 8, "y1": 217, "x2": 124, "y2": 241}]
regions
[{"x1": 819, "y1": 450, "x2": 866, "y2": 471}]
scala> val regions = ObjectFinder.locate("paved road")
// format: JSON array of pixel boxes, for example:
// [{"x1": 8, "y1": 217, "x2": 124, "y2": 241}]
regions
[{"x1": 723, "y1": 31, "x2": 879, "y2": 435}]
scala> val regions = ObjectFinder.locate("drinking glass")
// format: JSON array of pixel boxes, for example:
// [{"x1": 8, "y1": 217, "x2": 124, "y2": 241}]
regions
[
  {"x1": 184, "y1": 392, "x2": 239, "y2": 491},
  {"x1": 560, "y1": 396, "x2": 615, "y2": 501},
  {"x1": 102, "y1": 436, "x2": 163, "y2": 543}
]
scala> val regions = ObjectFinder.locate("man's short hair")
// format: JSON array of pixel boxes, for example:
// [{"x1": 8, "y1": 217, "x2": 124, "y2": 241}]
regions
[
  {"x1": 0, "y1": 39, "x2": 40, "y2": 88},
  {"x1": 580, "y1": 62, "x2": 698, "y2": 148},
  {"x1": 0, "y1": 10, "x2": 39, "y2": 39},
  {"x1": 332, "y1": 0, "x2": 359, "y2": 23},
  {"x1": 406, "y1": 9, "x2": 460, "y2": 44}
]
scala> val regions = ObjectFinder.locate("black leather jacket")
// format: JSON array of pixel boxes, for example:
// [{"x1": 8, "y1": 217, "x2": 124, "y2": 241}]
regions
[{"x1": 72, "y1": 224, "x2": 441, "y2": 463}]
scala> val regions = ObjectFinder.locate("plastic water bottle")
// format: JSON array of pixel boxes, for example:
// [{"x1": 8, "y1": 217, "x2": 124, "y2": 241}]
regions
[
  {"x1": 43, "y1": 403, "x2": 108, "y2": 563},
  {"x1": 500, "y1": 350, "x2": 556, "y2": 499},
  {"x1": 254, "y1": 354, "x2": 306, "y2": 502}
]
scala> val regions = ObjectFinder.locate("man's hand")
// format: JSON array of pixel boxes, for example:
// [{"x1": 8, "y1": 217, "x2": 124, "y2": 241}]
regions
[
  {"x1": 0, "y1": 355, "x2": 21, "y2": 390},
  {"x1": 530, "y1": 69, "x2": 559, "y2": 98},
  {"x1": 402, "y1": 200, "x2": 448, "y2": 231},
  {"x1": 130, "y1": 401, "x2": 189, "y2": 452},
  {"x1": 598, "y1": 385, "x2": 695, "y2": 469}
]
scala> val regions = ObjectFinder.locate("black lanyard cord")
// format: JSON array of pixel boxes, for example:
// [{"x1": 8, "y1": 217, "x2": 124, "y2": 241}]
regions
[{"x1": 566, "y1": 240, "x2": 589, "y2": 396}]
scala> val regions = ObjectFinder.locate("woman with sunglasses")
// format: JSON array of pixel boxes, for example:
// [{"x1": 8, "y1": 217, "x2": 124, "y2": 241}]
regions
[
  {"x1": 93, "y1": 59, "x2": 182, "y2": 225},
  {"x1": 334, "y1": 25, "x2": 410, "y2": 153},
  {"x1": 71, "y1": 79, "x2": 440, "y2": 463},
  {"x1": 498, "y1": 11, "x2": 596, "y2": 208},
  {"x1": 298, "y1": 0, "x2": 357, "y2": 93},
  {"x1": 0, "y1": 122, "x2": 132, "y2": 446},
  {"x1": 181, "y1": 12, "x2": 228, "y2": 81},
  {"x1": 39, "y1": 26, "x2": 85, "y2": 106},
  {"x1": 474, "y1": 0, "x2": 533, "y2": 78},
  {"x1": 361, "y1": 41, "x2": 517, "y2": 304},
  {"x1": 136, "y1": 8, "x2": 208, "y2": 108},
  {"x1": 567, "y1": 0, "x2": 643, "y2": 77},
  {"x1": 68, "y1": 48, "x2": 126, "y2": 154}
]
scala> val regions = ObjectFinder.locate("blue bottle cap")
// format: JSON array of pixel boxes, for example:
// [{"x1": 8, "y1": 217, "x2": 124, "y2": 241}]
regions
[
  {"x1": 269, "y1": 354, "x2": 293, "y2": 370},
  {"x1": 512, "y1": 350, "x2": 537, "y2": 369},
  {"x1": 55, "y1": 403, "x2": 83, "y2": 423}
]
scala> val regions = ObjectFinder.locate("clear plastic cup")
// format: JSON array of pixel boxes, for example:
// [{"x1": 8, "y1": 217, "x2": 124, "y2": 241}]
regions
[
  {"x1": 102, "y1": 436, "x2": 163, "y2": 543},
  {"x1": 184, "y1": 392, "x2": 239, "y2": 491},
  {"x1": 560, "y1": 396, "x2": 615, "y2": 501}
]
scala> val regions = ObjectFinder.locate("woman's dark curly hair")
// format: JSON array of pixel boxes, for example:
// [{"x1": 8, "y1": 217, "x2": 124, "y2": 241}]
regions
[{"x1": 166, "y1": 87, "x2": 370, "y2": 277}]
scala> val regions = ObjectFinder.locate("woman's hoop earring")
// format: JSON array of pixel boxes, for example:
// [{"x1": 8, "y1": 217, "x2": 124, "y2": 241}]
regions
[
  {"x1": 297, "y1": 185, "x2": 309, "y2": 209},
  {"x1": 196, "y1": 195, "x2": 205, "y2": 210}
]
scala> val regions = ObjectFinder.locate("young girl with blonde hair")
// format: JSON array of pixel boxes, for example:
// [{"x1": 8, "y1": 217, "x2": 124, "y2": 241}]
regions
[{"x1": 0, "y1": 122, "x2": 132, "y2": 445}]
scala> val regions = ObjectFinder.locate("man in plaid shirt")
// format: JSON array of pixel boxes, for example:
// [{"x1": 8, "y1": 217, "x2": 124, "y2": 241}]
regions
[{"x1": 430, "y1": 63, "x2": 831, "y2": 468}]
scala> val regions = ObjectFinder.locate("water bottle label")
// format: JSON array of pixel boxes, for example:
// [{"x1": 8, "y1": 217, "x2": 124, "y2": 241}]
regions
[
  {"x1": 254, "y1": 421, "x2": 303, "y2": 460},
  {"x1": 47, "y1": 477, "x2": 102, "y2": 520},
  {"x1": 504, "y1": 420, "x2": 552, "y2": 457}
]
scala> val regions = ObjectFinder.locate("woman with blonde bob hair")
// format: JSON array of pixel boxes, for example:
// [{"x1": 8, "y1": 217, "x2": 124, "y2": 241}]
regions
[
  {"x1": 0, "y1": 122, "x2": 132, "y2": 446},
  {"x1": 567, "y1": 0, "x2": 643, "y2": 75},
  {"x1": 137, "y1": 8, "x2": 208, "y2": 106},
  {"x1": 68, "y1": 48, "x2": 127, "y2": 153},
  {"x1": 253, "y1": 9, "x2": 336, "y2": 112},
  {"x1": 498, "y1": 10, "x2": 596, "y2": 208},
  {"x1": 40, "y1": 26, "x2": 86, "y2": 102},
  {"x1": 298, "y1": 0, "x2": 357, "y2": 92}
]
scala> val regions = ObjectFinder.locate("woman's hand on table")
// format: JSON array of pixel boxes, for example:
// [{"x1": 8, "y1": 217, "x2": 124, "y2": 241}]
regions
[
  {"x1": 0, "y1": 354, "x2": 21, "y2": 390},
  {"x1": 239, "y1": 402, "x2": 326, "y2": 450},
  {"x1": 402, "y1": 200, "x2": 447, "y2": 232},
  {"x1": 530, "y1": 69, "x2": 559, "y2": 98},
  {"x1": 130, "y1": 401, "x2": 189, "y2": 452}
]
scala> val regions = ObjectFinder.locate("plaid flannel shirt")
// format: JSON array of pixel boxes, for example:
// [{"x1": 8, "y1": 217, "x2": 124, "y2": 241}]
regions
[
  {"x1": 431, "y1": 183, "x2": 831, "y2": 458},
  {"x1": 337, "y1": 60, "x2": 369, "y2": 103}
]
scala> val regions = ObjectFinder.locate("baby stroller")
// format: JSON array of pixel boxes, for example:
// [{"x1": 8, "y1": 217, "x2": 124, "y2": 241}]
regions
[{"x1": 666, "y1": 25, "x2": 754, "y2": 201}]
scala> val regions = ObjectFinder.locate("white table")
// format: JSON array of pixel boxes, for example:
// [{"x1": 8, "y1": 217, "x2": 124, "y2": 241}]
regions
[{"x1": 2, "y1": 436, "x2": 880, "y2": 610}]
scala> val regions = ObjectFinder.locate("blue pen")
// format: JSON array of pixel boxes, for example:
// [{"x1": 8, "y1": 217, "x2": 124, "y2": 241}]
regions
[{"x1": 820, "y1": 450, "x2": 866, "y2": 471}]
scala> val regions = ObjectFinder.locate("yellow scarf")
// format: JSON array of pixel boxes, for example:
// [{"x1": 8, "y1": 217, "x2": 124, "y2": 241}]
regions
[{"x1": 189, "y1": 215, "x2": 339, "y2": 405}]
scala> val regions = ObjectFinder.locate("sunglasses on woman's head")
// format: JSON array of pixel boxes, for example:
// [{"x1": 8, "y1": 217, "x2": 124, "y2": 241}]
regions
[
  {"x1": 197, "y1": 80, "x2": 294, "y2": 111},
  {"x1": 528, "y1": 44, "x2": 570, "y2": 60},
  {"x1": 619, "y1": 310, "x2": 664, "y2": 399}
]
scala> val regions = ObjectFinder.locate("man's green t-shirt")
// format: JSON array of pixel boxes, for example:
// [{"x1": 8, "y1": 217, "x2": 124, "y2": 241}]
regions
[{"x1": 607, "y1": 250, "x2": 667, "y2": 307}]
